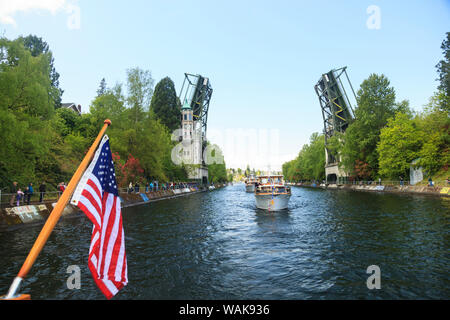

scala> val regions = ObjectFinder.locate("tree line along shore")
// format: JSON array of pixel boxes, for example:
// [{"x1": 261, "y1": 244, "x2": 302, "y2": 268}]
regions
[
  {"x1": 0, "y1": 35, "x2": 229, "y2": 199},
  {"x1": 283, "y1": 33, "x2": 449, "y2": 186}
]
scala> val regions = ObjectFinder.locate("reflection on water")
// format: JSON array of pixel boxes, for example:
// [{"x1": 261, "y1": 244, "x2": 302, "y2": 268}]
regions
[{"x1": 0, "y1": 184, "x2": 448, "y2": 299}]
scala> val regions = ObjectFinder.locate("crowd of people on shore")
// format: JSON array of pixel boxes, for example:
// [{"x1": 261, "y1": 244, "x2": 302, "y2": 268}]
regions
[
  {"x1": 2, "y1": 180, "x2": 201, "y2": 208},
  {"x1": 5, "y1": 181, "x2": 45, "y2": 207},
  {"x1": 126, "y1": 181, "x2": 199, "y2": 194},
  {"x1": 288, "y1": 176, "x2": 449, "y2": 187},
  {"x1": 3, "y1": 181, "x2": 68, "y2": 207}
]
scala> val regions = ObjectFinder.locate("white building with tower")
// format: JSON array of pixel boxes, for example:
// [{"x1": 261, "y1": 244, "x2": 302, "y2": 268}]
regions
[{"x1": 181, "y1": 100, "x2": 208, "y2": 181}]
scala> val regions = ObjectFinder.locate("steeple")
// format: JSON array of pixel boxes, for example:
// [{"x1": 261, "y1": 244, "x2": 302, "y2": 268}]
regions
[
  {"x1": 181, "y1": 99, "x2": 192, "y2": 110},
  {"x1": 180, "y1": 99, "x2": 195, "y2": 164},
  {"x1": 181, "y1": 99, "x2": 194, "y2": 139}
]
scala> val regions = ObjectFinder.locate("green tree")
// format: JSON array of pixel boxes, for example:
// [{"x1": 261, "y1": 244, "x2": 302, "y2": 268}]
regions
[
  {"x1": 55, "y1": 107, "x2": 80, "y2": 135},
  {"x1": 19, "y1": 35, "x2": 63, "y2": 109},
  {"x1": 131, "y1": 117, "x2": 174, "y2": 181},
  {"x1": 150, "y1": 77, "x2": 181, "y2": 132},
  {"x1": 90, "y1": 83, "x2": 126, "y2": 125},
  {"x1": 0, "y1": 35, "x2": 193, "y2": 189},
  {"x1": 207, "y1": 144, "x2": 227, "y2": 183},
  {"x1": 339, "y1": 74, "x2": 400, "y2": 178},
  {"x1": 415, "y1": 95, "x2": 450, "y2": 175},
  {"x1": 282, "y1": 133, "x2": 325, "y2": 182},
  {"x1": 0, "y1": 37, "x2": 56, "y2": 186},
  {"x1": 436, "y1": 32, "x2": 450, "y2": 112},
  {"x1": 298, "y1": 133, "x2": 325, "y2": 181},
  {"x1": 0, "y1": 38, "x2": 54, "y2": 119},
  {"x1": 282, "y1": 159, "x2": 298, "y2": 181},
  {"x1": 377, "y1": 112, "x2": 423, "y2": 179},
  {"x1": 97, "y1": 78, "x2": 107, "y2": 97},
  {"x1": 126, "y1": 67, "x2": 154, "y2": 124}
]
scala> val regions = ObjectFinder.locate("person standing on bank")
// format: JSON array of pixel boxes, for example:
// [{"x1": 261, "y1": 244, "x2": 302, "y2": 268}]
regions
[
  {"x1": 9, "y1": 181, "x2": 17, "y2": 207},
  {"x1": 26, "y1": 183, "x2": 33, "y2": 205},
  {"x1": 24, "y1": 186, "x2": 29, "y2": 205},
  {"x1": 16, "y1": 188, "x2": 24, "y2": 207},
  {"x1": 58, "y1": 182, "x2": 65, "y2": 199},
  {"x1": 39, "y1": 182, "x2": 46, "y2": 203}
]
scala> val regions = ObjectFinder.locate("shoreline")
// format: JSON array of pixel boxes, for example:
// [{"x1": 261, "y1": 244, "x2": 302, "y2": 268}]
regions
[
  {"x1": 0, "y1": 184, "x2": 227, "y2": 229},
  {"x1": 291, "y1": 183, "x2": 450, "y2": 197}
]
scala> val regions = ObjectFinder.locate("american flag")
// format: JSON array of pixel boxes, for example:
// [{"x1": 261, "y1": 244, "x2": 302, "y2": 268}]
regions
[{"x1": 71, "y1": 135, "x2": 128, "y2": 299}]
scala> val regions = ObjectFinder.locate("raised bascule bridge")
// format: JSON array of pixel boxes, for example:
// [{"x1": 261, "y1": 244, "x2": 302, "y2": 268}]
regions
[
  {"x1": 314, "y1": 67, "x2": 356, "y2": 184},
  {"x1": 179, "y1": 73, "x2": 213, "y2": 185}
]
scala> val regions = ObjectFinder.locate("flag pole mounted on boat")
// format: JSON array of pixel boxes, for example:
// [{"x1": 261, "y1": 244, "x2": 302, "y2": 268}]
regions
[{"x1": 2, "y1": 119, "x2": 112, "y2": 300}]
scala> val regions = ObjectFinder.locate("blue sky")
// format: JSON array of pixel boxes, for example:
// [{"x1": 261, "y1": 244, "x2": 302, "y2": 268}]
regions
[{"x1": 1, "y1": 0, "x2": 449, "y2": 171}]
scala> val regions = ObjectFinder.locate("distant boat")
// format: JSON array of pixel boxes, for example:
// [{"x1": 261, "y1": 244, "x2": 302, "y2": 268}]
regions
[
  {"x1": 245, "y1": 176, "x2": 258, "y2": 193},
  {"x1": 254, "y1": 175, "x2": 291, "y2": 211}
]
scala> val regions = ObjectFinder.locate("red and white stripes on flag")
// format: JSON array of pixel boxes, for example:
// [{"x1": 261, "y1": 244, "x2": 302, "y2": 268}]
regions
[{"x1": 71, "y1": 135, "x2": 128, "y2": 299}]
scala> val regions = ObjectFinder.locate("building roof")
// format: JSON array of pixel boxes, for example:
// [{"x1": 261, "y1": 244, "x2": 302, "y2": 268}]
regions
[
  {"x1": 62, "y1": 103, "x2": 81, "y2": 115},
  {"x1": 181, "y1": 99, "x2": 192, "y2": 110}
]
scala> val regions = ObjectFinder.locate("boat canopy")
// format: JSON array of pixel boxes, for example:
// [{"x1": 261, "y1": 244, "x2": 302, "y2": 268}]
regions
[
  {"x1": 257, "y1": 175, "x2": 284, "y2": 178},
  {"x1": 257, "y1": 175, "x2": 285, "y2": 185}
]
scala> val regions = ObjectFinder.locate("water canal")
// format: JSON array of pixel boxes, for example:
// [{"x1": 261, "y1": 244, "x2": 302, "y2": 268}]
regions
[{"x1": 0, "y1": 184, "x2": 448, "y2": 299}]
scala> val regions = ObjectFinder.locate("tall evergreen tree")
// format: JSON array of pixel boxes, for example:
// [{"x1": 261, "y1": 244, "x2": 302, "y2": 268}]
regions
[
  {"x1": 436, "y1": 32, "x2": 450, "y2": 96},
  {"x1": 436, "y1": 32, "x2": 450, "y2": 112},
  {"x1": 150, "y1": 77, "x2": 181, "y2": 132},
  {"x1": 97, "y1": 78, "x2": 107, "y2": 96}
]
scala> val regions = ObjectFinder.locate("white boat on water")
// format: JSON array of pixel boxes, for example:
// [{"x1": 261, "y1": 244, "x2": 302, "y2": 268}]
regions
[
  {"x1": 254, "y1": 175, "x2": 291, "y2": 211},
  {"x1": 245, "y1": 176, "x2": 258, "y2": 193}
]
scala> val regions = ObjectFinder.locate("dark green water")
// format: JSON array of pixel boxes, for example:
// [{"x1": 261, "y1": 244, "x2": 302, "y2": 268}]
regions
[{"x1": 0, "y1": 184, "x2": 449, "y2": 299}]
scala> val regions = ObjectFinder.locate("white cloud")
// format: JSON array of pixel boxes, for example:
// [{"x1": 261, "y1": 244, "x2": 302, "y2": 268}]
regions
[{"x1": 0, "y1": 0, "x2": 79, "y2": 29}]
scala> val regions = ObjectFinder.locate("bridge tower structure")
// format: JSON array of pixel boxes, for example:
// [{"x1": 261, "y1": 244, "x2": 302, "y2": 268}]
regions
[
  {"x1": 179, "y1": 73, "x2": 213, "y2": 185},
  {"x1": 314, "y1": 67, "x2": 356, "y2": 184}
]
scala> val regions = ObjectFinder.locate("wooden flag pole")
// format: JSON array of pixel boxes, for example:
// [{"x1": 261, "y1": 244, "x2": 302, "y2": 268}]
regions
[{"x1": 2, "y1": 119, "x2": 112, "y2": 300}]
